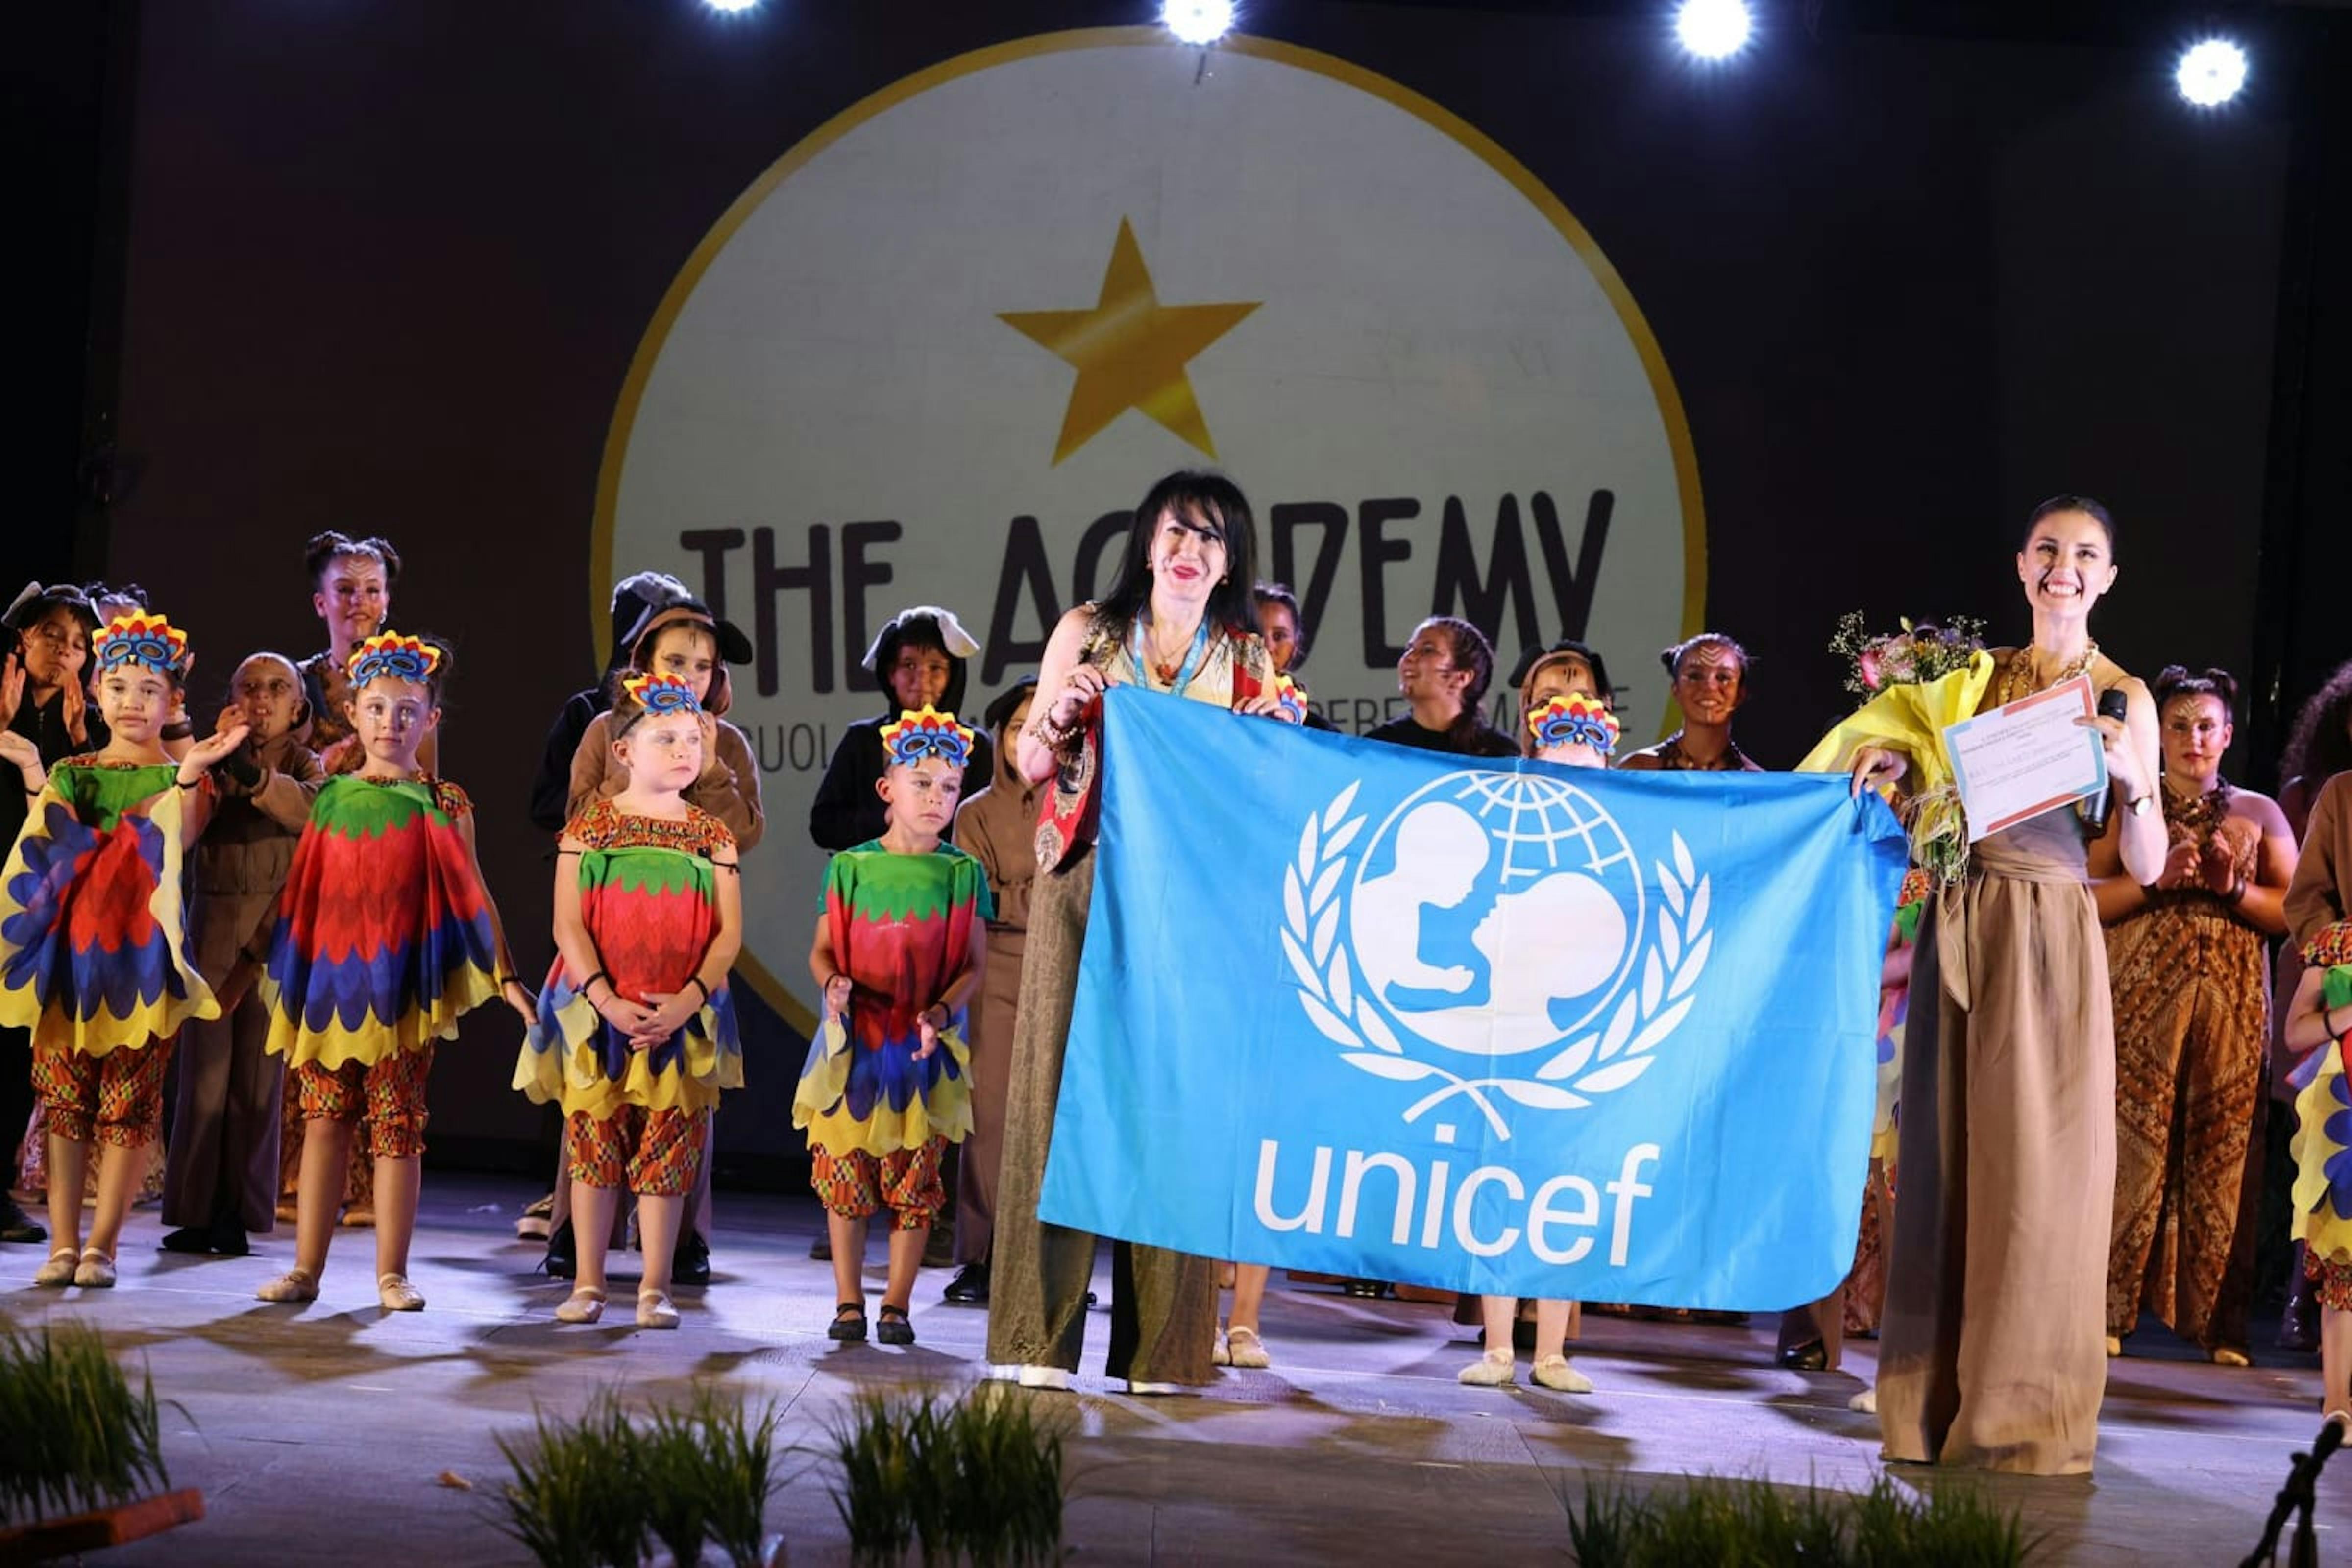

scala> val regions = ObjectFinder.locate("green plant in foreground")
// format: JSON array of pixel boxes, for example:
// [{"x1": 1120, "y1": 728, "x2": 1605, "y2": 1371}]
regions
[
  {"x1": 492, "y1": 1389, "x2": 646, "y2": 1568},
  {"x1": 0, "y1": 1320, "x2": 173, "y2": 1526},
  {"x1": 490, "y1": 1383, "x2": 784, "y2": 1568},
  {"x1": 1566, "y1": 1472, "x2": 2037, "y2": 1567},
  {"x1": 632, "y1": 1400, "x2": 714, "y2": 1568},
  {"x1": 826, "y1": 1384, "x2": 1067, "y2": 1567},
  {"x1": 687, "y1": 1384, "x2": 785, "y2": 1568}
]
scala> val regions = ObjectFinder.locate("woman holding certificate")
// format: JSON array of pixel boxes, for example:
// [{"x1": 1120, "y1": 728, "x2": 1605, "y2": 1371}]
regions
[{"x1": 1848, "y1": 495, "x2": 2165, "y2": 1476}]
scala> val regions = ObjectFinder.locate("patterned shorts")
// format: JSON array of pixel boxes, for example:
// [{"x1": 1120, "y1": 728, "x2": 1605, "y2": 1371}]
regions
[
  {"x1": 32, "y1": 1040, "x2": 173, "y2": 1148},
  {"x1": 566, "y1": 1107, "x2": 706, "y2": 1197},
  {"x1": 812, "y1": 1137, "x2": 946, "y2": 1229},
  {"x1": 2306, "y1": 1249, "x2": 2352, "y2": 1313},
  {"x1": 295, "y1": 1045, "x2": 433, "y2": 1159}
]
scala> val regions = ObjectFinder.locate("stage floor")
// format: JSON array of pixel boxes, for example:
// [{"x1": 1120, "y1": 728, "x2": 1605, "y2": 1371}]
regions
[{"x1": 2, "y1": 1176, "x2": 2341, "y2": 1565}]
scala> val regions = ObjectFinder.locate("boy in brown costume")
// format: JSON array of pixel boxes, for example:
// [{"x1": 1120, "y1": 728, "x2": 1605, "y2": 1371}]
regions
[{"x1": 161, "y1": 653, "x2": 323, "y2": 1255}]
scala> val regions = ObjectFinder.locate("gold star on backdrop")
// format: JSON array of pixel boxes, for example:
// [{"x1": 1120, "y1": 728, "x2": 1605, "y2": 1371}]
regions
[{"x1": 998, "y1": 217, "x2": 1260, "y2": 465}]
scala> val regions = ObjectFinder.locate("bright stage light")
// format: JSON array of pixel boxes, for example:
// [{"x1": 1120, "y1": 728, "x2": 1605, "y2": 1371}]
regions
[
  {"x1": 1163, "y1": 0, "x2": 1236, "y2": 47},
  {"x1": 703, "y1": 0, "x2": 757, "y2": 12},
  {"x1": 2175, "y1": 39, "x2": 2248, "y2": 107},
  {"x1": 1675, "y1": 0, "x2": 1752, "y2": 61}
]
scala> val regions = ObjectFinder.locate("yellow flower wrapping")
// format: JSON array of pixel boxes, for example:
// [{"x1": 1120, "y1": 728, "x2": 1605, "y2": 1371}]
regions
[{"x1": 1796, "y1": 651, "x2": 1994, "y2": 881}]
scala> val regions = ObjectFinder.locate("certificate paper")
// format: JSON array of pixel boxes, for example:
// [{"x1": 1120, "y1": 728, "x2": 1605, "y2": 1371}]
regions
[{"x1": 1942, "y1": 675, "x2": 2109, "y2": 843}]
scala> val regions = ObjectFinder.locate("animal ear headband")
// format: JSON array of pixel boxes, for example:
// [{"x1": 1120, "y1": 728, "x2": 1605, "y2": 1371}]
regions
[
  {"x1": 881, "y1": 705, "x2": 975, "y2": 769},
  {"x1": 347, "y1": 631, "x2": 440, "y2": 690},
  {"x1": 1528, "y1": 692, "x2": 1620, "y2": 756},
  {"x1": 93, "y1": 613, "x2": 191, "y2": 679}
]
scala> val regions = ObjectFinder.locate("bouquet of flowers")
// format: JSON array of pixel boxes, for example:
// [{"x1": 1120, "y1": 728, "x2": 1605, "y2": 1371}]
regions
[
  {"x1": 1800, "y1": 613, "x2": 1994, "y2": 886},
  {"x1": 1829, "y1": 611, "x2": 1989, "y2": 697}
]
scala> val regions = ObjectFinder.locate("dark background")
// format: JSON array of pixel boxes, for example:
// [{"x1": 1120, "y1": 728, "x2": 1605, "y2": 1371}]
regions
[{"x1": 13, "y1": 0, "x2": 2350, "y2": 1171}]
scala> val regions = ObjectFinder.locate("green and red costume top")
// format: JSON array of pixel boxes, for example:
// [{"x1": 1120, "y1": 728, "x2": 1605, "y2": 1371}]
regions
[
  {"x1": 513, "y1": 799, "x2": 743, "y2": 1119},
  {"x1": 260, "y1": 773, "x2": 502, "y2": 1068},
  {"x1": 793, "y1": 840, "x2": 992, "y2": 1157},
  {"x1": 0, "y1": 758, "x2": 218, "y2": 1055}
]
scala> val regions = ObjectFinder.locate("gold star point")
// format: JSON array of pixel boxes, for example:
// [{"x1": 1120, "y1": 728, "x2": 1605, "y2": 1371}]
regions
[{"x1": 999, "y1": 217, "x2": 1260, "y2": 466}]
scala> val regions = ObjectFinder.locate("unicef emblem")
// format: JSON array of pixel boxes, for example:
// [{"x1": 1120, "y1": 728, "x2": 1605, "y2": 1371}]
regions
[{"x1": 1283, "y1": 773, "x2": 1712, "y2": 1138}]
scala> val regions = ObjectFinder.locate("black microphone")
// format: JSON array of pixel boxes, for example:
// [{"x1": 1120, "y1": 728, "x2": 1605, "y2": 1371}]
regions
[{"x1": 2082, "y1": 688, "x2": 2131, "y2": 832}]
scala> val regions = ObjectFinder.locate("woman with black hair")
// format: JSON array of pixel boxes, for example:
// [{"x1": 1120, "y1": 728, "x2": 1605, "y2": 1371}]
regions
[
  {"x1": 2281, "y1": 661, "x2": 2352, "y2": 842},
  {"x1": 808, "y1": 607, "x2": 993, "y2": 853},
  {"x1": 1366, "y1": 617, "x2": 1517, "y2": 758},
  {"x1": 2093, "y1": 666, "x2": 2294, "y2": 1366},
  {"x1": 986, "y1": 469, "x2": 1296, "y2": 1394}
]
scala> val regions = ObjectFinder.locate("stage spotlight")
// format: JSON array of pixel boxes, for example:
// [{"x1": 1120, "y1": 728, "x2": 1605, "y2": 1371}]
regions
[
  {"x1": 1675, "y1": 0, "x2": 1752, "y2": 61},
  {"x1": 2175, "y1": 38, "x2": 2248, "y2": 107},
  {"x1": 1163, "y1": 0, "x2": 1236, "y2": 47},
  {"x1": 703, "y1": 0, "x2": 757, "y2": 11}
]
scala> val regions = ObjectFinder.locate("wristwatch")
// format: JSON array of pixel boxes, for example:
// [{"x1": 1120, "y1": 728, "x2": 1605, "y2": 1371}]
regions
[{"x1": 2125, "y1": 792, "x2": 2156, "y2": 817}]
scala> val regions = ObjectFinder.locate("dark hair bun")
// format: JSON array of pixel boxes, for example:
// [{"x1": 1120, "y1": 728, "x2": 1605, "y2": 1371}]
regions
[{"x1": 2154, "y1": 664, "x2": 2238, "y2": 713}]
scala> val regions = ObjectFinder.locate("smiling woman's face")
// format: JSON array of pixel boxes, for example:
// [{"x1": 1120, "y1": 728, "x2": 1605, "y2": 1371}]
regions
[
  {"x1": 1149, "y1": 505, "x2": 1228, "y2": 608},
  {"x1": 2016, "y1": 509, "x2": 2117, "y2": 619}
]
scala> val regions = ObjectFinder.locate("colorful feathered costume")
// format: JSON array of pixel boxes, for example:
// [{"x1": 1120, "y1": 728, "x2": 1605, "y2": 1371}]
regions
[
  {"x1": 0, "y1": 612, "x2": 218, "y2": 1157},
  {"x1": 793, "y1": 844, "x2": 989, "y2": 1157},
  {"x1": 0, "y1": 762, "x2": 218, "y2": 1059},
  {"x1": 260, "y1": 773, "x2": 502, "y2": 1070},
  {"x1": 513, "y1": 799, "x2": 743, "y2": 1124},
  {"x1": 793, "y1": 708, "x2": 991, "y2": 1184},
  {"x1": 2289, "y1": 920, "x2": 2352, "y2": 1306}
]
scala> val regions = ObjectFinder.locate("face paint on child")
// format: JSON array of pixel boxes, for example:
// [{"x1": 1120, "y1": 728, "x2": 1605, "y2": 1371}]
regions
[
  {"x1": 229, "y1": 654, "x2": 304, "y2": 742},
  {"x1": 646, "y1": 625, "x2": 718, "y2": 705},
  {"x1": 18, "y1": 609, "x2": 90, "y2": 696},
  {"x1": 349, "y1": 678, "x2": 439, "y2": 774},
  {"x1": 618, "y1": 709, "x2": 704, "y2": 794},
  {"x1": 878, "y1": 755, "x2": 964, "y2": 838},
  {"x1": 98, "y1": 665, "x2": 174, "y2": 743}
]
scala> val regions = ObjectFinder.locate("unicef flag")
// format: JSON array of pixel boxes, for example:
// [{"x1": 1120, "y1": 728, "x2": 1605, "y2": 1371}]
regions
[{"x1": 1035, "y1": 688, "x2": 1911, "y2": 1308}]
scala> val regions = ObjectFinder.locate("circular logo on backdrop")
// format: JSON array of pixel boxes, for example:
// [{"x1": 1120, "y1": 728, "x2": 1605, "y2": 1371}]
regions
[{"x1": 597, "y1": 28, "x2": 1703, "y2": 1029}]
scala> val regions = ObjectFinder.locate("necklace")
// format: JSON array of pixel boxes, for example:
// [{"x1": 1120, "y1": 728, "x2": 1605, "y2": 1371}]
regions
[
  {"x1": 1658, "y1": 732, "x2": 1751, "y2": 772},
  {"x1": 2161, "y1": 773, "x2": 2234, "y2": 834},
  {"x1": 1129, "y1": 617, "x2": 1212, "y2": 696},
  {"x1": 1995, "y1": 640, "x2": 2100, "y2": 708}
]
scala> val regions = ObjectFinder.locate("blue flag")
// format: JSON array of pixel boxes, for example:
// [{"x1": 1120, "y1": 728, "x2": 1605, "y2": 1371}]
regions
[{"x1": 1036, "y1": 688, "x2": 1910, "y2": 1309}]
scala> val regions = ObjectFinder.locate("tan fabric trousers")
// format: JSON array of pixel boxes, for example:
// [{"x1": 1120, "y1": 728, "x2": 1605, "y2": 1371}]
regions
[{"x1": 1876, "y1": 823, "x2": 2115, "y2": 1476}]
